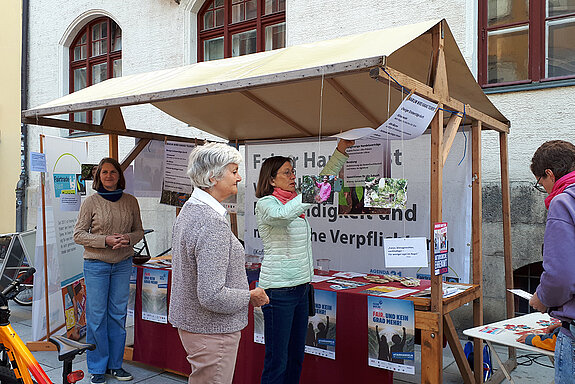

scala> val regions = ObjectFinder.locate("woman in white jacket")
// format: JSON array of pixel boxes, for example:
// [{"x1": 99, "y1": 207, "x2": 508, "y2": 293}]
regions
[{"x1": 255, "y1": 139, "x2": 353, "y2": 384}]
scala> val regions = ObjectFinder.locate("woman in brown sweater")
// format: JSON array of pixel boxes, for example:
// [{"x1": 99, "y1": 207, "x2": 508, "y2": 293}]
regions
[{"x1": 74, "y1": 157, "x2": 143, "y2": 384}]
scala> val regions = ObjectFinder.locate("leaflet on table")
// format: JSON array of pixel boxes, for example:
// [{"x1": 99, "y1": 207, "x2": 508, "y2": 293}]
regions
[
  {"x1": 328, "y1": 278, "x2": 368, "y2": 290},
  {"x1": 141, "y1": 268, "x2": 169, "y2": 324},
  {"x1": 410, "y1": 283, "x2": 472, "y2": 298},
  {"x1": 360, "y1": 286, "x2": 419, "y2": 298},
  {"x1": 305, "y1": 289, "x2": 337, "y2": 359},
  {"x1": 312, "y1": 275, "x2": 335, "y2": 283},
  {"x1": 332, "y1": 271, "x2": 367, "y2": 279},
  {"x1": 368, "y1": 296, "x2": 415, "y2": 374}
]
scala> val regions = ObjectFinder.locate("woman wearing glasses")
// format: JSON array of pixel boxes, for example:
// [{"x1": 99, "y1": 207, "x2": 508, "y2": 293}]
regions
[
  {"x1": 254, "y1": 139, "x2": 354, "y2": 384},
  {"x1": 529, "y1": 140, "x2": 575, "y2": 384}
]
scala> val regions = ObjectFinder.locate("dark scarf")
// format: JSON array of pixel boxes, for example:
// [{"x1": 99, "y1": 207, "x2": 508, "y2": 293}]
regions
[{"x1": 97, "y1": 186, "x2": 124, "y2": 202}]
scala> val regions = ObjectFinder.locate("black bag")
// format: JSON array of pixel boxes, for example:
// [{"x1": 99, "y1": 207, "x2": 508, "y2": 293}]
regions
[{"x1": 308, "y1": 284, "x2": 316, "y2": 316}]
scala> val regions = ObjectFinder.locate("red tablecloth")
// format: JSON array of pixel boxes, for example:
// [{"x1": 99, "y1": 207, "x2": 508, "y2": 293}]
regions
[{"x1": 132, "y1": 267, "x2": 429, "y2": 382}]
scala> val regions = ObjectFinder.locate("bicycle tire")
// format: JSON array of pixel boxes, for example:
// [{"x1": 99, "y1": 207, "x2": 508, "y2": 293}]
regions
[
  {"x1": 13, "y1": 286, "x2": 33, "y2": 306},
  {"x1": 0, "y1": 364, "x2": 18, "y2": 384}
]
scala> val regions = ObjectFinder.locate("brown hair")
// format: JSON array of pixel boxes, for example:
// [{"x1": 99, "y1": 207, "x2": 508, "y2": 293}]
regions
[
  {"x1": 92, "y1": 157, "x2": 126, "y2": 190},
  {"x1": 531, "y1": 140, "x2": 575, "y2": 180},
  {"x1": 255, "y1": 156, "x2": 293, "y2": 198}
]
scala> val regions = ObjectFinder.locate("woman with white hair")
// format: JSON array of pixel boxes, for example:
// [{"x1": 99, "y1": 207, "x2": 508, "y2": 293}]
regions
[{"x1": 169, "y1": 142, "x2": 269, "y2": 384}]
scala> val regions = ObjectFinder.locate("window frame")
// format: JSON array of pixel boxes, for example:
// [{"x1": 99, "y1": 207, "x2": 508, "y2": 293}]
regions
[
  {"x1": 478, "y1": 0, "x2": 575, "y2": 89},
  {"x1": 198, "y1": 0, "x2": 285, "y2": 62},
  {"x1": 68, "y1": 17, "x2": 121, "y2": 133}
]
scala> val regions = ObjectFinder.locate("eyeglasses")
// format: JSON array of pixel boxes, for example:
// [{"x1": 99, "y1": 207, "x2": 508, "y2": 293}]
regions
[
  {"x1": 533, "y1": 176, "x2": 546, "y2": 193},
  {"x1": 279, "y1": 169, "x2": 296, "y2": 177}
]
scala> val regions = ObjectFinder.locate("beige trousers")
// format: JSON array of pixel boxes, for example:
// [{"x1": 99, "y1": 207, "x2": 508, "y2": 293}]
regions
[{"x1": 177, "y1": 328, "x2": 241, "y2": 384}]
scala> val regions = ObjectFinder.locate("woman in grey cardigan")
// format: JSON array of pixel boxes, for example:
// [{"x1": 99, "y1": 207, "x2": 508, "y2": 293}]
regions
[{"x1": 169, "y1": 143, "x2": 268, "y2": 384}]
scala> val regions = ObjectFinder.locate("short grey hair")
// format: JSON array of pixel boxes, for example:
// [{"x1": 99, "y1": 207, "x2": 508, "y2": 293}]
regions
[{"x1": 187, "y1": 142, "x2": 242, "y2": 189}]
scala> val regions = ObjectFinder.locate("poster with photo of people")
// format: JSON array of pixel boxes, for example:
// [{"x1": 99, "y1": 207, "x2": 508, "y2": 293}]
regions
[
  {"x1": 368, "y1": 296, "x2": 415, "y2": 374},
  {"x1": 305, "y1": 289, "x2": 337, "y2": 359}
]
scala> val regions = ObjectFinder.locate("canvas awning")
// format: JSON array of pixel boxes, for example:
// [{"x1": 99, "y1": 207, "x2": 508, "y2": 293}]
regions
[{"x1": 22, "y1": 19, "x2": 509, "y2": 141}]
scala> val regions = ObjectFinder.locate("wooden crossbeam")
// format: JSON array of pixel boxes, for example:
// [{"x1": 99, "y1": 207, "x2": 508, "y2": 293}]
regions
[
  {"x1": 442, "y1": 113, "x2": 463, "y2": 164},
  {"x1": 22, "y1": 116, "x2": 198, "y2": 143},
  {"x1": 369, "y1": 66, "x2": 509, "y2": 133},
  {"x1": 326, "y1": 77, "x2": 380, "y2": 127},
  {"x1": 240, "y1": 90, "x2": 314, "y2": 136},
  {"x1": 120, "y1": 139, "x2": 150, "y2": 172},
  {"x1": 444, "y1": 314, "x2": 474, "y2": 384}
]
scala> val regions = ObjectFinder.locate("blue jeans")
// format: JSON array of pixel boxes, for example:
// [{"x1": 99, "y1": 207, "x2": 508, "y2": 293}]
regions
[
  {"x1": 261, "y1": 283, "x2": 309, "y2": 384},
  {"x1": 84, "y1": 258, "x2": 132, "y2": 375},
  {"x1": 555, "y1": 329, "x2": 575, "y2": 384}
]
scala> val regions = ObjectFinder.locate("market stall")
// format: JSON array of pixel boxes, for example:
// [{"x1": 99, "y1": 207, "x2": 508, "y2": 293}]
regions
[{"x1": 23, "y1": 18, "x2": 512, "y2": 383}]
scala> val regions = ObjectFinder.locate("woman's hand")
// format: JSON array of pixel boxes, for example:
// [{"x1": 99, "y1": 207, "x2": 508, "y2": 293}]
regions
[
  {"x1": 529, "y1": 292, "x2": 547, "y2": 313},
  {"x1": 249, "y1": 287, "x2": 269, "y2": 307},
  {"x1": 337, "y1": 139, "x2": 355, "y2": 155},
  {"x1": 105, "y1": 233, "x2": 131, "y2": 250}
]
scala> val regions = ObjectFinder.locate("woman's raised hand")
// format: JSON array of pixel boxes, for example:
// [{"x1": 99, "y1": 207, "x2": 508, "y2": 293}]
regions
[{"x1": 337, "y1": 139, "x2": 355, "y2": 155}]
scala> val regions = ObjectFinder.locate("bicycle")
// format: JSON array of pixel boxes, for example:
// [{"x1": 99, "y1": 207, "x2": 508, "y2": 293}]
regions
[
  {"x1": 4, "y1": 264, "x2": 33, "y2": 306},
  {"x1": 0, "y1": 267, "x2": 95, "y2": 384}
]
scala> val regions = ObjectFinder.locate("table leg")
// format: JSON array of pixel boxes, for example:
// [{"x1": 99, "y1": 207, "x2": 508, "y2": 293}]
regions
[{"x1": 486, "y1": 341, "x2": 514, "y2": 384}]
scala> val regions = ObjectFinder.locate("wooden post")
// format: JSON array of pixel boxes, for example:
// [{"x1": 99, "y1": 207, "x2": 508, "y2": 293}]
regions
[
  {"x1": 27, "y1": 135, "x2": 58, "y2": 351},
  {"x1": 109, "y1": 134, "x2": 119, "y2": 160},
  {"x1": 471, "y1": 121, "x2": 484, "y2": 383},
  {"x1": 500, "y1": 132, "x2": 516, "y2": 361},
  {"x1": 421, "y1": 21, "x2": 447, "y2": 384}
]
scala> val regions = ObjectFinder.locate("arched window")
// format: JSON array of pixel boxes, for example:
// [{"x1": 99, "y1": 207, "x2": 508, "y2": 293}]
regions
[
  {"x1": 198, "y1": 0, "x2": 285, "y2": 62},
  {"x1": 69, "y1": 17, "x2": 122, "y2": 126}
]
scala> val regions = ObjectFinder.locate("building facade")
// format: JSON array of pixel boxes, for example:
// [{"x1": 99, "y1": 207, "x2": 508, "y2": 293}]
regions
[{"x1": 23, "y1": 0, "x2": 575, "y2": 325}]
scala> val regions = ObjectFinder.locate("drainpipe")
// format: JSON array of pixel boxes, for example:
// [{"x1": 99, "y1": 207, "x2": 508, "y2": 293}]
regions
[{"x1": 16, "y1": 0, "x2": 29, "y2": 232}]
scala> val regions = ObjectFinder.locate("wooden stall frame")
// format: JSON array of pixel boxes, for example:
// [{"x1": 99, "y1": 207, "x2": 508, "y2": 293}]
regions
[{"x1": 22, "y1": 20, "x2": 513, "y2": 383}]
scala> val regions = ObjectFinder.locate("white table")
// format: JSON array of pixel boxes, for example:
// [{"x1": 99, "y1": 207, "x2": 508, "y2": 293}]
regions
[{"x1": 463, "y1": 312, "x2": 556, "y2": 383}]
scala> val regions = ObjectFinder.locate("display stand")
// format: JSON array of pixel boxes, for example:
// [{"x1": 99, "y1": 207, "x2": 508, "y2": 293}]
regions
[{"x1": 23, "y1": 19, "x2": 513, "y2": 383}]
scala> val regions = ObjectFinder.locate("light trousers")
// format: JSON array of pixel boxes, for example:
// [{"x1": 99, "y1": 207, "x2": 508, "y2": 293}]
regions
[{"x1": 178, "y1": 328, "x2": 241, "y2": 384}]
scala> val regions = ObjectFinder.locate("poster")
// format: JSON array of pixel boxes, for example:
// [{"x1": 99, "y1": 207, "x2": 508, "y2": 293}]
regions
[
  {"x1": 141, "y1": 268, "x2": 169, "y2": 323},
  {"x1": 364, "y1": 177, "x2": 407, "y2": 209},
  {"x1": 344, "y1": 139, "x2": 391, "y2": 186},
  {"x1": 61, "y1": 278, "x2": 87, "y2": 340},
  {"x1": 134, "y1": 140, "x2": 164, "y2": 198},
  {"x1": 305, "y1": 289, "x2": 337, "y2": 359},
  {"x1": 368, "y1": 296, "x2": 415, "y2": 374},
  {"x1": 244, "y1": 133, "x2": 471, "y2": 283},
  {"x1": 301, "y1": 175, "x2": 336, "y2": 204},
  {"x1": 333, "y1": 94, "x2": 438, "y2": 141},
  {"x1": 162, "y1": 141, "x2": 196, "y2": 194},
  {"x1": 434, "y1": 222, "x2": 448, "y2": 275},
  {"x1": 32, "y1": 136, "x2": 87, "y2": 341}
]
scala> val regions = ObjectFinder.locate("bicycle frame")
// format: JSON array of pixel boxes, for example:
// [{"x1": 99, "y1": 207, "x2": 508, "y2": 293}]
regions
[{"x1": 0, "y1": 323, "x2": 52, "y2": 384}]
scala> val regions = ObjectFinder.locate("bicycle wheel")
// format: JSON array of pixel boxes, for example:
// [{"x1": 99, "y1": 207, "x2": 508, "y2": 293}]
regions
[
  {"x1": 13, "y1": 285, "x2": 33, "y2": 306},
  {"x1": 0, "y1": 364, "x2": 18, "y2": 384}
]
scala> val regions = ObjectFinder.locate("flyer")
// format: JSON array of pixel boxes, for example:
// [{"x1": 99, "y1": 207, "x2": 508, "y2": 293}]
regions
[
  {"x1": 141, "y1": 268, "x2": 169, "y2": 323},
  {"x1": 305, "y1": 289, "x2": 337, "y2": 359},
  {"x1": 368, "y1": 296, "x2": 415, "y2": 374}
]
